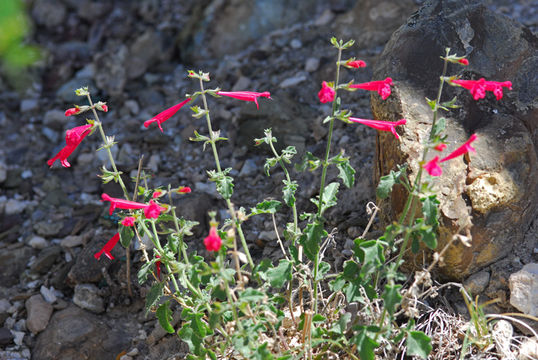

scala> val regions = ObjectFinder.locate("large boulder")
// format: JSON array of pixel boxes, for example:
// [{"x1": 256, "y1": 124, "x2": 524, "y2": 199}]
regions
[{"x1": 372, "y1": 0, "x2": 537, "y2": 279}]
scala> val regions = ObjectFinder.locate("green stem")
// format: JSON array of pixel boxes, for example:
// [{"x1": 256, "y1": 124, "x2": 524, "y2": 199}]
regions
[
  {"x1": 267, "y1": 135, "x2": 298, "y2": 238},
  {"x1": 218, "y1": 253, "x2": 243, "y2": 331},
  {"x1": 87, "y1": 94, "x2": 129, "y2": 199},
  {"x1": 198, "y1": 78, "x2": 255, "y2": 270},
  {"x1": 150, "y1": 220, "x2": 182, "y2": 295},
  {"x1": 167, "y1": 185, "x2": 190, "y2": 265},
  {"x1": 313, "y1": 46, "x2": 343, "y2": 316}
]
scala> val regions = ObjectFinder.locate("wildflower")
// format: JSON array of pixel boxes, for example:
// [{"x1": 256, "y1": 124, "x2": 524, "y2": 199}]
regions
[
  {"x1": 177, "y1": 186, "x2": 191, "y2": 194},
  {"x1": 144, "y1": 98, "x2": 191, "y2": 132},
  {"x1": 423, "y1": 157, "x2": 442, "y2": 176},
  {"x1": 47, "y1": 124, "x2": 93, "y2": 168},
  {"x1": 439, "y1": 134, "x2": 477, "y2": 162},
  {"x1": 346, "y1": 59, "x2": 366, "y2": 68},
  {"x1": 65, "y1": 108, "x2": 80, "y2": 117},
  {"x1": 98, "y1": 104, "x2": 108, "y2": 112},
  {"x1": 101, "y1": 193, "x2": 148, "y2": 215},
  {"x1": 423, "y1": 134, "x2": 477, "y2": 176},
  {"x1": 434, "y1": 143, "x2": 447, "y2": 151},
  {"x1": 94, "y1": 233, "x2": 120, "y2": 260},
  {"x1": 348, "y1": 117, "x2": 406, "y2": 140},
  {"x1": 152, "y1": 191, "x2": 163, "y2": 199},
  {"x1": 318, "y1": 81, "x2": 335, "y2": 103},
  {"x1": 350, "y1": 77, "x2": 393, "y2": 100},
  {"x1": 451, "y1": 78, "x2": 512, "y2": 101},
  {"x1": 458, "y1": 59, "x2": 469, "y2": 66},
  {"x1": 203, "y1": 226, "x2": 222, "y2": 252},
  {"x1": 144, "y1": 200, "x2": 165, "y2": 219},
  {"x1": 121, "y1": 216, "x2": 136, "y2": 227},
  {"x1": 216, "y1": 91, "x2": 271, "y2": 109}
]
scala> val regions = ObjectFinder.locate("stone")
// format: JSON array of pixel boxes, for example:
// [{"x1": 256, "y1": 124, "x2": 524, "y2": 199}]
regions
[
  {"x1": 73, "y1": 284, "x2": 105, "y2": 314},
  {"x1": 60, "y1": 235, "x2": 85, "y2": 248},
  {"x1": 25, "y1": 294, "x2": 53, "y2": 334},
  {"x1": 463, "y1": 271, "x2": 490, "y2": 296},
  {"x1": 371, "y1": 0, "x2": 538, "y2": 279},
  {"x1": 56, "y1": 77, "x2": 97, "y2": 104},
  {"x1": 11, "y1": 330, "x2": 24, "y2": 346},
  {"x1": 43, "y1": 109, "x2": 67, "y2": 130},
  {"x1": 4, "y1": 199, "x2": 27, "y2": 216},
  {"x1": 32, "y1": 0, "x2": 66, "y2": 28},
  {"x1": 28, "y1": 236, "x2": 48, "y2": 250},
  {"x1": 239, "y1": 159, "x2": 258, "y2": 177},
  {"x1": 30, "y1": 246, "x2": 61, "y2": 274},
  {"x1": 279, "y1": 74, "x2": 307, "y2": 88},
  {"x1": 126, "y1": 30, "x2": 164, "y2": 80},
  {"x1": 67, "y1": 235, "x2": 118, "y2": 284},
  {"x1": 20, "y1": 99, "x2": 38, "y2": 112},
  {"x1": 40, "y1": 286, "x2": 58, "y2": 304},
  {"x1": 33, "y1": 220, "x2": 63, "y2": 237},
  {"x1": 0, "y1": 161, "x2": 6, "y2": 183},
  {"x1": 0, "y1": 246, "x2": 34, "y2": 287},
  {"x1": 305, "y1": 57, "x2": 320, "y2": 72},
  {"x1": 0, "y1": 327, "x2": 13, "y2": 346},
  {"x1": 33, "y1": 306, "x2": 133, "y2": 360},
  {"x1": 509, "y1": 263, "x2": 538, "y2": 316},
  {"x1": 94, "y1": 44, "x2": 128, "y2": 97}
]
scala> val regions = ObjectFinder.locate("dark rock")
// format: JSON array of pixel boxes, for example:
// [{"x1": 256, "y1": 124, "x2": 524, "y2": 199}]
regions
[
  {"x1": 372, "y1": 0, "x2": 537, "y2": 279},
  {"x1": 73, "y1": 284, "x2": 105, "y2": 314},
  {"x1": 30, "y1": 246, "x2": 62, "y2": 274},
  {"x1": 33, "y1": 306, "x2": 133, "y2": 360},
  {"x1": 0, "y1": 327, "x2": 13, "y2": 346},
  {"x1": 0, "y1": 245, "x2": 34, "y2": 287},
  {"x1": 93, "y1": 43, "x2": 128, "y2": 97},
  {"x1": 31, "y1": 0, "x2": 67, "y2": 28},
  {"x1": 67, "y1": 235, "x2": 119, "y2": 284}
]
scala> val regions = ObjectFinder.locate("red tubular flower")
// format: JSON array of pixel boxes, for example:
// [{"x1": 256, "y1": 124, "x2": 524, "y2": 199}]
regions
[
  {"x1": 318, "y1": 81, "x2": 335, "y2": 103},
  {"x1": 101, "y1": 193, "x2": 148, "y2": 215},
  {"x1": 144, "y1": 98, "x2": 191, "y2": 132},
  {"x1": 440, "y1": 134, "x2": 477, "y2": 163},
  {"x1": 348, "y1": 118, "x2": 406, "y2": 140},
  {"x1": 94, "y1": 233, "x2": 120, "y2": 260},
  {"x1": 350, "y1": 77, "x2": 393, "y2": 100},
  {"x1": 346, "y1": 60, "x2": 366, "y2": 68},
  {"x1": 144, "y1": 200, "x2": 166, "y2": 219},
  {"x1": 458, "y1": 59, "x2": 469, "y2": 66},
  {"x1": 423, "y1": 134, "x2": 477, "y2": 176},
  {"x1": 121, "y1": 216, "x2": 136, "y2": 227},
  {"x1": 434, "y1": 143, "x2": 447, "y2": 151},
  {"x1": 101, "y1": 104, "x2": 108, "y2": 112},
  {"x1": 203, "y1": 226, "x2": 222, "y2": 252},
  {"x1": 423, "y1": 157, "x2": 442, "y2": 176},
  {"x1": 47, "y1": 124, "x2": 93, "y2": 168},
  {"x1": 452, "y1": 79, "x2": 511, "y2": 101},
  {"x1": 216, "y1": 91, "x2": 271, "y2": 109},
  {"x1": 152, "y1": 191, "x2": 162, "y2": 199},
  {"x1": 64, "y1": 108, "x2": 80, "y2": 117},
  {"x1": 177, "y1": 186, "x2": 191, "y2": 194}
]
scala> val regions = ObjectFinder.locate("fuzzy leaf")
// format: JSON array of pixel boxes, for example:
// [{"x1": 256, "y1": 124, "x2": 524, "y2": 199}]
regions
[
  {"x1": 336, "y1": 159, "x2": 355, "y2": 188},
  {"x1": 382, "y1": 284, "x2": 402, "y2": 316},
  {"x1": 145, "y1": 282, "x2": 164, "y2": 315},
  {"x1": 282, "y1": 179, "x2": 297, "y2": 207},
  {"x1": 266, "y1": 259, "x2": 292, "y2": 288},
  {"x1": 311, "y1": 182, "x2": 339, "y2": 215},
  {"x1": 156, "y1": 301, "x2": 175, "y2": 333},
  {"x1": 432, "y1": 117, "x2": 446, "y2": 137},
  {"x1": 406, "y1": 331, "x2": 432, "y2": 358},
  {"x1": 250, "y1": 200, "x2": 281, "y2": 216},
  {"x1": 299, "y1": 223, "x2": 327, "y2": 262},
  {"x1": 351, "y1": 328, "x2": 378, "y2": 360},
  {"x1": 376, "y1": 165, "x2": 407, "y2": 199}
]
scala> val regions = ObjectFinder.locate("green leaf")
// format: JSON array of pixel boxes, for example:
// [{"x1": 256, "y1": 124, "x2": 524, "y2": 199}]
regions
[
  {"x1": 350, "y1": 328, "x2": 378, "y2": 360},
  {"x1": 382, "y1": 284, "x2": 402, "y2": 316},
  {"x1": 253, "y1": 342, "x2": 274, "y2": 360},
  {"x1": 376, "y1": 164, "x2": 407, "y2": 199},
  {"x1": 311, "y1": 182, "x2": 339, "y2": 215},
  {"x1": 441, "y1": 96, "x2": 460, "y2": 109},
  {"x1": 239, "y1": 288, "x2": 266, "y2": 302},
  {"x1": 330, "y1": 313, "x2": 351, "y2": 335},
  {"x1": 208, "y1": 168, "x2": 234, "y2": 200},
  {"x1": 432, "y1": 117, "x2": 446, "y2": 137},
  {"x1": 421, "y1": 195, "x2": 439, "y2": 227},
  {"x1": 295, "y1": 152, "x2": 321, "y2": 172},
  {"x1": 178, "y1": 322, "x2": 205, "y2": 356},
  {"x1": 138, "y1": 260, "x2": 154, "y2": 284},
  {"x1": 425, "y1": 97, "x2": 436, "y2": 111},
  {"x1": 406, "y1": 331, "x2": 432, "y2": 358},
  {"x1": 119, "y1": 225, "x2": 134, "y2": 247},
  {"x1": 282, "y1": 179, "x2": 297, "y2": 207},
  {"x1": 330, "y1": 37, "x2": 339, "y2": 48},
  {"x1": 250, "y1": 200, "x2": 282, "y2": 216},
  {"x1": 156, "y1": 301, "x2": 175, "y2": 333},
  {"x1": 281, "y1": 146, "x2": 296, "y2": 163},
  {"x1": 342, "y1": 39, "x2": 355, "y2": 49},
  {"x1": 315, "y1": 261, "x2": 331, "y2": 282},
  {"x1": 336, "y1": 160, "x2": 355, "y2": 188},
  {"x1": 264, "y1": 157, "x2": 278, "y2": 176},
  {"x1": 145, "y1": 282, "x2": 164, "y2": 314},
  {"x1": 299, "y1": 223, "x2": 327, "y2": 262},
  {"x1": 266, "y1": 259, "x2": 292, "y2": 288},
  {"x1": 354, "y1": 239, "x2": 385, "y2": 267}
]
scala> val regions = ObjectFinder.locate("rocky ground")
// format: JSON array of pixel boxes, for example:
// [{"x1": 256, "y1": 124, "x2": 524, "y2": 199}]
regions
[{"x1": 0, "y1": 0, "x2": 536, "y2": 359}]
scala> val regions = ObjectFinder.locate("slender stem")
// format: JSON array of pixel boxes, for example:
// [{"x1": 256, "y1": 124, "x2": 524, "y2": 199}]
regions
[
  {"x1": 268, "y1": 136, "x2": 298, "y2": 237},
  {"x1": 198, "y1": 78, "x2": 255, "y2": 270},
  {"x1": 167, "y1": 184, "x2": 190, "y2": 265},
  {"x1": 87, "y1": 94, "x2": 129, "y2": 199},
  {"x1": 313, "y1": 46, "x2": 343, "y2": 316},
  {"x1": 150, "y1": 220, "x2": 182, "y2": 295}
]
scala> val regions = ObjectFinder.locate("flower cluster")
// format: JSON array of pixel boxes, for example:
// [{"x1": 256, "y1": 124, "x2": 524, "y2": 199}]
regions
[
  {"x1": 423, "y1": 134, "x2": 477, "y2": 176},
  {"x1": 451, "y1": 78, "x2": 512, "y2": 101}
]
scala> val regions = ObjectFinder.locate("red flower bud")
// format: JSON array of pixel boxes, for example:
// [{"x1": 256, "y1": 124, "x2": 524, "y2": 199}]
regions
[
  {"x1": 204, "y1": 226, "x2": 222, "y2": 252},
  {"x1": 318, "y1": 81, "x2": 335, "y2": 103}
]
